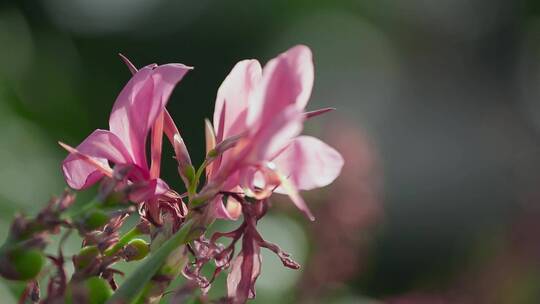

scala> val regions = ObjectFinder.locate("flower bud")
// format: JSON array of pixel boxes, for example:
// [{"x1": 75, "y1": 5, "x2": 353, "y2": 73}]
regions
[
  {"x1": 173, "y1": 133, "x2": 196, "y2": 189},
  {"x1": 124, "y1": 238, "x2": 149, "y2": 261},
  {"x1": 66, "y1": 276, "x2": 113, "y2": 304},
  {"x1": 0, "y1": 248, "x2": 45, "y2": 281},
  {"x1": 211, "y1": 133, "x2": 243, "y2": 157},
  {"x1": 204, "y1": 118, "x2": 216, "y2": 154},
  {"x1": 79, "y1": 210, "x2": 109, "y2": 231},
  {"x1": 174, "y1": 134, "x2": 192, "y2": 172},
  {"x1": 73, "y1": 246, "x2": 100, "y2": 270},
  {"x1": 102, "y1": 191, "x2": 126, "y2": 207}
]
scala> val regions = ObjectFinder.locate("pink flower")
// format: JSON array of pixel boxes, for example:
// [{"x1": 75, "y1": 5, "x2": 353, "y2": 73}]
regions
[
  {"x1": 61, "y1": 58, "x2": 191, "y2": 205},
  {"x1": 207, "y1": 45, "x2": 344, "y2": 220}
]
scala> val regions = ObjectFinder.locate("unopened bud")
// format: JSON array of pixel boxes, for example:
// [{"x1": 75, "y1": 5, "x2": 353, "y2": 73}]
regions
[
  {"x1": 173, "y1": 134, "x2": 192, "y2": 170},
  {"x1": 66, "y1": 276, "x2": 113, "y2": 304},
  {"x1": 204, "y1": 118, "x2": 217, "y2": 154},
  {"x1": 207, "y1": 133, "x2": 244, "y2": 161},
  {"x1": 79, "y1": 210, "x2": 109, "y2": 231},
  {"x1": 123, "y1": 238, "x2": 149, "y2": 261},
  {"x1": 173, "y1": 134, "x2": 195, "y2": 187},
  {"x1": 74, "y1": 246, "x2": 100, "y2": 270},
  {"x1": 161, "y1": 245, "x2": 189, "y2": 276},
  {"x1": 182, "y1": 164, "x2": 196, "y2": 185},
  {"x1": 0, "y1": 248, "x2": 45, "y2": 281}
]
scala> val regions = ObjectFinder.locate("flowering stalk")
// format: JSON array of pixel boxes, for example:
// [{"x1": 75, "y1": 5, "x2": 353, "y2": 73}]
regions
[
  {"x1": 107, "y1": 219, "x2": 194, "y2": 303},
  {"x1": 0, "y1": 46, "x2": 344, "y2": 304},
  {"x1": 104, "y1": 226, "x2": 144, "y2": 257}
]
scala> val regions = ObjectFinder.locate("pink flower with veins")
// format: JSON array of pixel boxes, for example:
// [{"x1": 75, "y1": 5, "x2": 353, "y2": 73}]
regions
[
  {"x1": 60, "y1": 56, "x2": 192, "y2": 221},
  {"x1": 207, "y1": 45, "x2": 344, "y2": 221}
]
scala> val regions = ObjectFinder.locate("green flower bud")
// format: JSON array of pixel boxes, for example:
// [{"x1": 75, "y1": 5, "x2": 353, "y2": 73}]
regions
[
  {"x1": 85, "y1": 277, "x2": 113, "y2": 304},
  {"x1": 124, "y1": 238, "x2": 149, "y2": 261},
  {"x1": 1, "y1": 249, "x2": 45, "y2": 281},
  {"x1": 103, "y1": 191, "x2": 125, "y2": 207},
  {"x1": 81, "y1": 210, "x2": 109, "y2": 231},
  {"x1": 66, "y1": 277, "x2": 113, "y2": 304},
  {"x1": 74, "y1": 246, "x2": 100, "y2": 270},
  {"x1": 184, "y1": 165, "x2": 196, "y2": 185},
  {"x1": 207, "y1": 148, "x2": 218, "y2": 158}
]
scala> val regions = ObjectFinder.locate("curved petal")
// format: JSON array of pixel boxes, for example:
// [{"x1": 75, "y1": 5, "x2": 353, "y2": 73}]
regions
[
  {"x1": 275, "y1": 170, "x2": 315, "y2": 221},
  {"x1": 62, "y1": 130, "x2": 133, "y2": 190},
  {"x1": 213, "y1": 107, "x2": 303, "y2": 187},
  {"x1": 128, "y1": 178, "x2": 170, "y2": 203},
  {"x1": 109, "y1": 63, "x2": 192, "y2": 169},
  {"x1": 209, "y1": 195, "x2": 242, "y2": 221},
  {"x1": 273, "y1": 135, "x2": 344, "y2": 191},
  {"x1": 214, "y1": 60, "x2": 262, "y2": 143},
  {"x1": 246, "y1": 45, "x2": 314, "y2": 130},
  {"x1": 250, "y1": 105, "x2": 304, "y2": 161}
]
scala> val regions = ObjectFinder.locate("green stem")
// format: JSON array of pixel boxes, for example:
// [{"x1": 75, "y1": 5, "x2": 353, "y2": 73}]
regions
[
  {"x1": 134, "y1": 282, "x2": 155, "y2": 304},
  {"x1": 106, "y1": 219, "x2": 194, "y2": 304},
  {"x1": 133, "y1": 247, "x2": 187, "y2": 304},
  {"x1": 104, "y1": 226, "x2": 142, "y2": 256},
  {"x1": 188, "y1": 160, "x2": 208, "y2": 197}
]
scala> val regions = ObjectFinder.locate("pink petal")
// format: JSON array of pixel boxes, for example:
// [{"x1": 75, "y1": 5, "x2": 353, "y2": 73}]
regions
[
  {"x1": 273, "y1": 135, "x2": 344, "y2": 191},
  {"x1": 275, "y1": 170, "x2": 315, "y2": 221},
  {"x1": 209, "y1": 195, "x2": 242, "y2": 220},
  {"x1": 62, "y1": 130, "x2": 133, "y2": 190},
  {"x1": 163, "y1": 110, "x2": 192, "y2": 171},
  {"x1": 211, "y1": 60, "x2": 262, "y2": 183},
  {"x1": 163, "y1": 111, "x2": 192, "y2": 169},
  {"x1": 109, "y1": 63, "x2": 191, "y2": 169},
  {"x1": 240, "y1": 165, "x2": 278, "y2": 200},
  {"x1": 163, "y1": 109, "x2": 180, "y2": 142},
  {"x1": 250, "y1": 105, "x2": 304, "y2": 161},
  {"x1": 246, "y1": 45, "x2": 314, "y2": 130},
  {"x1": 212, "y1": 107, "x2": 303, "y2": 188},
  {"x1": 205, "y1": 119, "x2": 217, "y2": 177},
  {"x1": 149, "y1": 111, "x2": 164, "y2": 179},
  {"x1": 128, "y1": 178, "x2": 169, "y2": 203},
  {"x1": 214, "y1": 60, "x2": 262, "y2": 143}
]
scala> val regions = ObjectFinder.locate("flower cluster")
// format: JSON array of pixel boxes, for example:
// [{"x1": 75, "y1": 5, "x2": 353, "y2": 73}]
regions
[{"x1": 0, "y1": 45, "x2": 343, "y2": 304}]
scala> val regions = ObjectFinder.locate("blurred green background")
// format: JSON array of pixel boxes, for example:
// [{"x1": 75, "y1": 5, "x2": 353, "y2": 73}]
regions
[{"x1": 2, "y1": 0, "x2": 540, "y2": 303}]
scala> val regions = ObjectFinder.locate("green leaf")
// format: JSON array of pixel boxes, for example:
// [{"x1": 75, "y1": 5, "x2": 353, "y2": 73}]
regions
[{"x1": 106, "y1": 219, "x2": 194, "y2": 304}]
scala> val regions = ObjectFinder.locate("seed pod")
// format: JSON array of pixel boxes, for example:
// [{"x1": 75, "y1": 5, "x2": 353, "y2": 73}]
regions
[
  {"x1": 80, "y1": 210, "x2": 109, "y2": 231},
  {"x1": 66, "y1": 276, "x2": 113, "y2": 304},
  {"x1": 123, "y1": 238, "x2": 150, "y2": 261},
  {"x1": 0, "y1": 248, "x2": 45, "y2": 281},
  {"x1": 73, "y1": 246, "x2": 100, "y2": 270}
]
